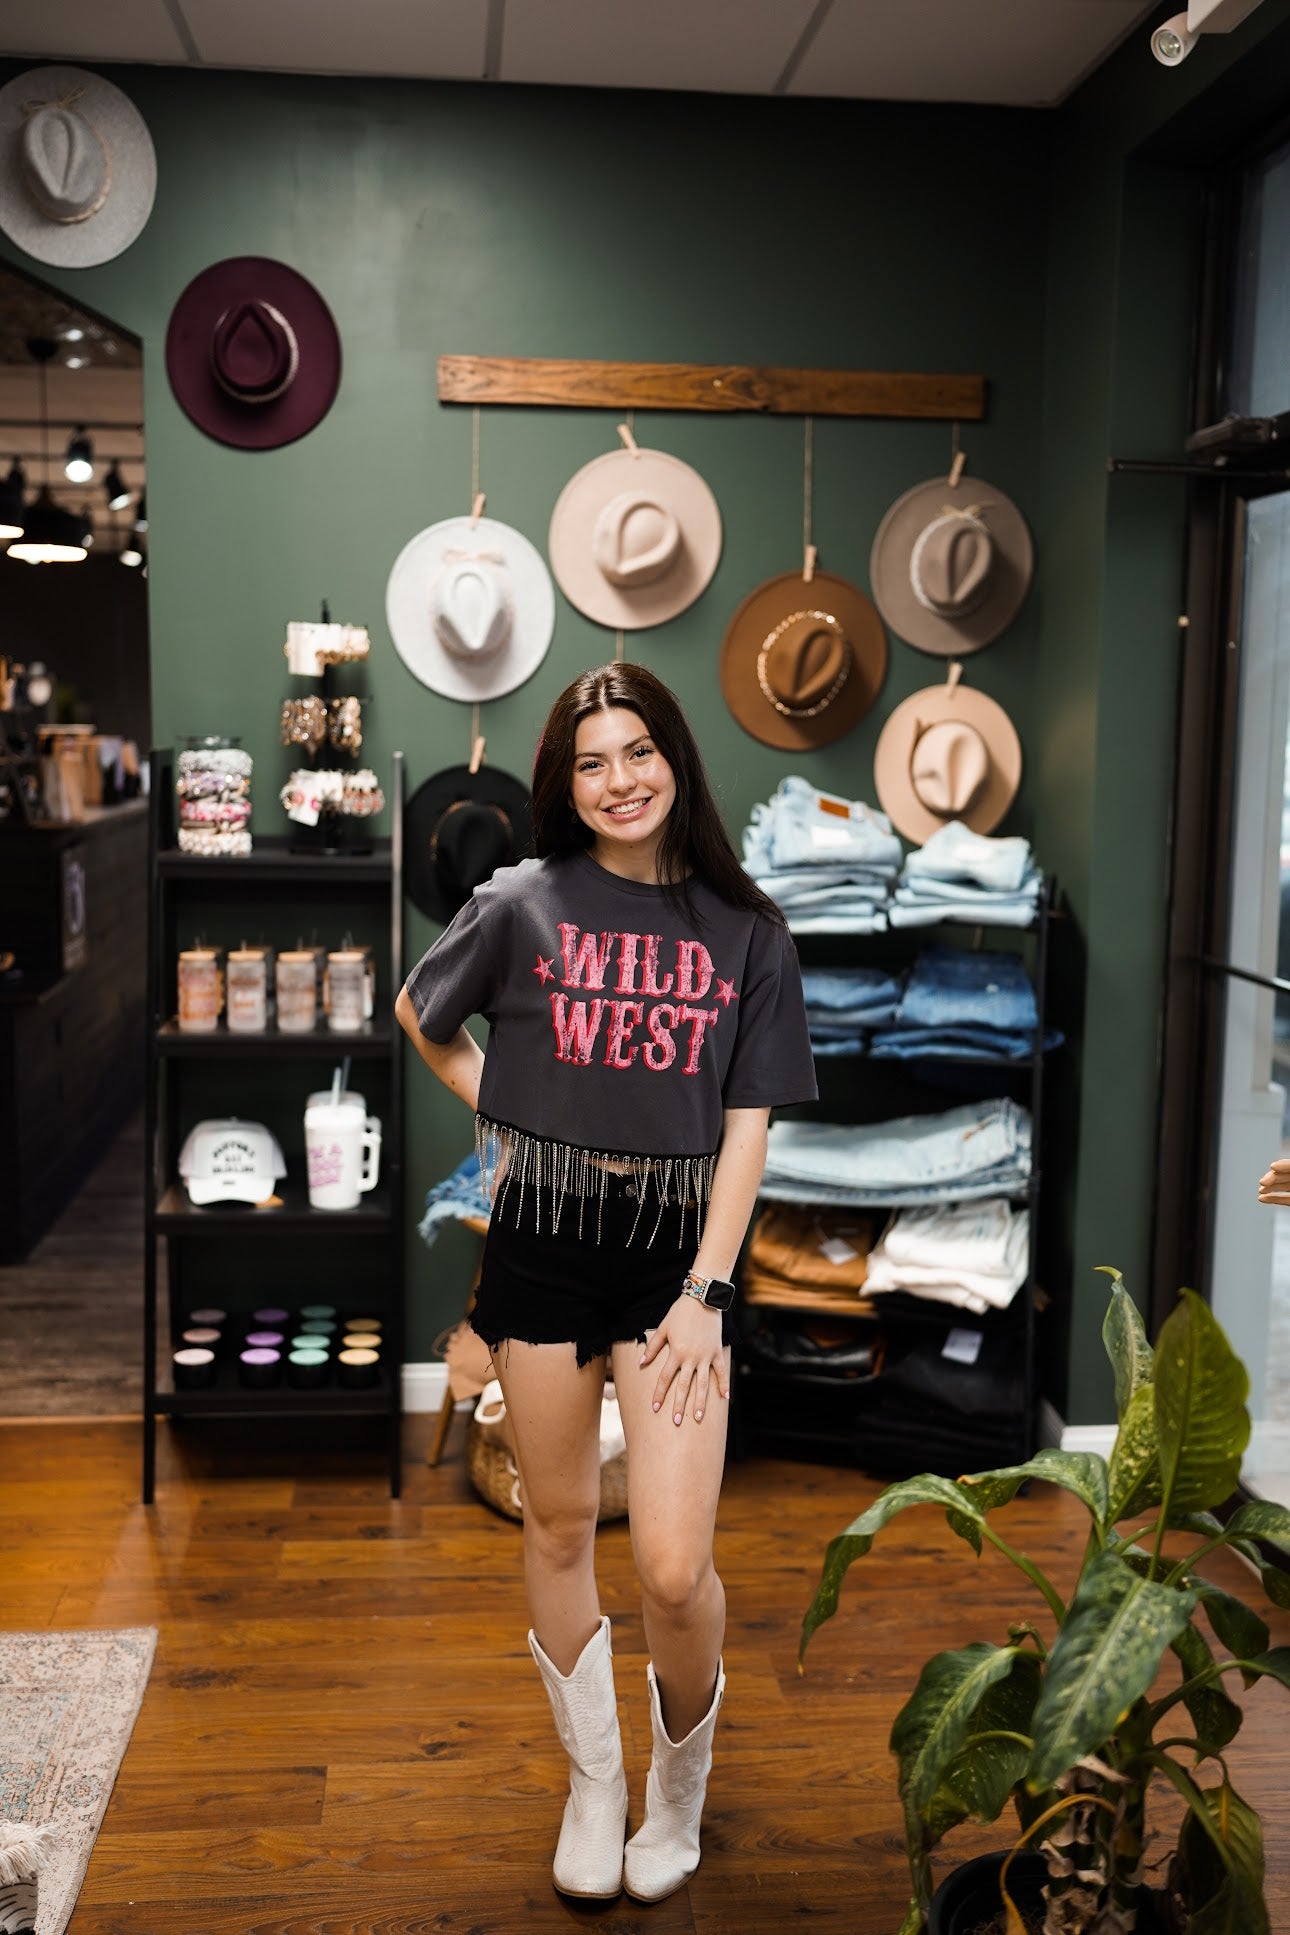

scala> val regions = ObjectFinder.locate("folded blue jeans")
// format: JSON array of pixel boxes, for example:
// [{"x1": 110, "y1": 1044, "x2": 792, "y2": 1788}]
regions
[
  {"x1": 895, "y1": 947, "x2": 1037, "y2": 1033},
  {"x1": 764, "y1": 1100, "x2": 1030, "y2": 1193}
]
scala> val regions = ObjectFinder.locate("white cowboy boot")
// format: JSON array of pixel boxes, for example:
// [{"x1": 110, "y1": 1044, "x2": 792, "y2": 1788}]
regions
[
  {"x1": 623, "y1": 1659, "x2": 725, "y2": 1902},
  {"x1": 528, "y1": 1614, "x2": 628, "y2": 1898}
]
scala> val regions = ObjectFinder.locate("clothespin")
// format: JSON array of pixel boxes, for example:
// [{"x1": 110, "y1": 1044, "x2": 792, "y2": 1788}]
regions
[
  {"x1": 948, "y1": 450, "x2": 967, "y2": 489},
  {"x1": 803, "y1": 542, "x2": 817, "y2": 584},
  {"x1": 470, "y1": 492, "x2": 486, "y2": 525},
  {"x1": 946, "y1": 660, "x2": 963, "y2": 698},
  {"x1": 617, "y1": 421, "x2": 639, "y2": 457},
  {"x1": 469, "y1": 734, "x2": 486, "y2": 775}
]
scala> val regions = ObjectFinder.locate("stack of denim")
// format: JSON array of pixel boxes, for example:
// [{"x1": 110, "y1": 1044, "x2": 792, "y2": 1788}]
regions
[
  {"x1": 418, "y1": 1150, "x2": 490, "y2": 1247},
  {"x1": 800, "y1": 966, "x2": 903, "y2": 1057},
  {"x1": 760, "y1": 1099, "x2": 1031, "y2": 1208},
  {"x1": 891, "y1": 820, "x2": 1043, "y2": 929},
  {"x1": 864, "y1": 1199, "x2": 1030, "y2": 1312},
  {"x1": 866, "y1": 946, "x2": 1060, "y2": 1062},
  {"x1": 742, "y1": 775, "x2": 902, "y2": 933}
]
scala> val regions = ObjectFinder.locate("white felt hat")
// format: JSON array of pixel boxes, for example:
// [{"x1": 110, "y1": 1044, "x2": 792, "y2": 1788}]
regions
[
  {"x1": 548, "y1": 446, "x2": 722, "y2": 630},
  {"x1": 385, "y1": 515, "x2": 555, "y2": 702},
  {"x1": 0, "y1": 65, "x2": 157, "y2": 268}
]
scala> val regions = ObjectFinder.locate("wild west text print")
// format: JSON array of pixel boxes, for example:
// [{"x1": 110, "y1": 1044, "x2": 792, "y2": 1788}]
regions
[{"x1": 531, "y1": 924, "x2": 738, "y2": 1075}]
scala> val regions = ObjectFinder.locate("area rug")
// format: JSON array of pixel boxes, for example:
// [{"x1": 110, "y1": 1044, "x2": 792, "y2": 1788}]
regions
[{"x1": 0, "y1": 1628, "x2": 157, "y2": 1934}]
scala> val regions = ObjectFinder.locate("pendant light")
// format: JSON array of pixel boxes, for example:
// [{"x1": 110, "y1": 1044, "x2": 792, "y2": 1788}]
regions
[
  {"x1": 9, "y1": 340, "x2": 88, "y2": 565},
  {"x1": 0, "y1": 459, "x2": 24, "y2": 543},
  {"x1": 104, "y1": 461, "x2": 131, "y2": 511}
]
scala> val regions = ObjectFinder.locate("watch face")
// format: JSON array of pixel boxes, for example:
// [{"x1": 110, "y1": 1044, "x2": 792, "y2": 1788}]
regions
[{"x1": 704, "y1": 1278, "x2": 737, "y2": 1312}]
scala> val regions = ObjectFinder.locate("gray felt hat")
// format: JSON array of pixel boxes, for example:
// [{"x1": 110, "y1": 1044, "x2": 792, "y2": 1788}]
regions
[{"x1": 0, "y1": 65, "x2": 157, "y2": 268}]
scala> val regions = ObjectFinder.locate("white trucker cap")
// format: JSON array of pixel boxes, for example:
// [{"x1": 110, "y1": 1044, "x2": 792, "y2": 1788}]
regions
[{"x1": 178, "y1": 1118, "x2": 286, "y2": 1205}]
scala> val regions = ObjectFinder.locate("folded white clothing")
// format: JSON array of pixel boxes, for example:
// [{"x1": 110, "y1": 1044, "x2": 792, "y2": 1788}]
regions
[
  {"x1": 862, "y1": 1274, "x2": 992, "y2": 1314},
  {"x1": 889, "y1": 901, "x2": 1037, "y2": 930},
  {"x1": 903, "y1": 820, "x2": 1033, "y2": 894},
  {"x1": 880, "y1": 1199, "x2": 1020, "y2": 1273}
]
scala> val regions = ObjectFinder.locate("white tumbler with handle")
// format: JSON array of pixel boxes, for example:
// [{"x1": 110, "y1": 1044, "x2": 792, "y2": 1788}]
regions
[{"x1": 304, "y1": 1101, "x2": 381, "y2": 1210}]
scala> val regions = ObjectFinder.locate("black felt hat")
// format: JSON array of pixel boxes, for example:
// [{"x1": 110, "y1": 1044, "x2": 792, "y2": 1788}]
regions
[{"x1": 404, "y1": 764, "x2": 532, "y2": 925}]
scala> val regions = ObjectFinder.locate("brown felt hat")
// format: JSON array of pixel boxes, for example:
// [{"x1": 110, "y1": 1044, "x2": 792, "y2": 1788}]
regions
[
  {"x1": 870, "y1": 473, "x2": 1034, "y2": 657},
  {"x1": 873, "y1": 665, "x2": 1021, "y2": 843},
  {"x1": 719, "y1": 569, "x2": 888, "y2": 751}
]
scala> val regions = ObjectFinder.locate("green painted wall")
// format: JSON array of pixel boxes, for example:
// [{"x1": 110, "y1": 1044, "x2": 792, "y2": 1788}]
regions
[
  {"x1": 9, "y1": 14, "x2": 1290, "y2": 1390},
  {"x1": 0, "y1": 69, "x2": 1050, "y2": 1358},
  {"x1": 1036, "y1": 0, "x2": 1290, "y2": 1419}
]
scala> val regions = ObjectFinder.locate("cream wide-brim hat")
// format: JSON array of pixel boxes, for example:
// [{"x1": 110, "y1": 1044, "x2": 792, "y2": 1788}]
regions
[
  {"x1": 0, "y1": 65, "x2": 157, "y2": 268},
  {"x1": 385, "y1": 514, "x2": 555, "y2": 703},
  {"x1": 870, "y1": 473, "x2": 1034, "y2": 658},
  {"x1": 873, "y1": 674, "x2": 1022, "y2": 844},
  {"x1": 548, "y1": 446, "x2": 722, "y2": 630}
]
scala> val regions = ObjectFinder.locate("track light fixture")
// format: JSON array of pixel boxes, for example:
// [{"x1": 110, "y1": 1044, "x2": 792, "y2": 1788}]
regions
[
  {"x1": 120, "y1": 541, "x2": 144, "y2": 568},
  {"x1": 134, "y1": 493, "x2": 148, "y2": 533},
  {"x1": 0, "y1": 459, "x2": 25, "y2": 543},
  {"x1": 104, "y1": 462, "x2": 131, "y2": 512},
  {"x1": 64, "y1": 426, "x2": 93, "y2": 485},
  {"x1": 9, "y1": 341, "x2": 87, "y2": 564}
]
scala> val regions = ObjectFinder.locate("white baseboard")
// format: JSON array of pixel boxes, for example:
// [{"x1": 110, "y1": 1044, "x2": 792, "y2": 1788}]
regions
[
  {"x1": 1039, "y1": 1397, "x2": 1117, "y2": 1458},
  {"x1": 401, "y1": 1362, "x2": 450, "y2": 1413}
]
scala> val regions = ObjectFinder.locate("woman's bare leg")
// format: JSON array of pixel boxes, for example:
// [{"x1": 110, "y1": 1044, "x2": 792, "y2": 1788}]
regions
[
  {"x1": 611, "y1": 1337, "x2": 731, "y2": 1737},
  {"x1": 489, "y1": 1341, "x2": 606, "y2": 1669}
]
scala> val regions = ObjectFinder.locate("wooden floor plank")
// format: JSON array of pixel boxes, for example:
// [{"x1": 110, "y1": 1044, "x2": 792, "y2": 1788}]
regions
[{"x1": 0, "y1": 1415, "x2": 1287, "y2": 1935}]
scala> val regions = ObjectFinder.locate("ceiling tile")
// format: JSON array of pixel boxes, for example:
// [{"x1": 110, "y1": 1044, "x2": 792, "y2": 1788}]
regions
[
  {"x1": 500, "y1": 0, "x2": 819, "y2": 94},
  {"x1": 0, "y1": 1, "x2": 190, "y2": 67},
  {"x1": 181, "y1": 0, "x2": 490, "y2": 80},
  {"x1": 787, "y1": 0, "x2": 1154, "y2": 106}
]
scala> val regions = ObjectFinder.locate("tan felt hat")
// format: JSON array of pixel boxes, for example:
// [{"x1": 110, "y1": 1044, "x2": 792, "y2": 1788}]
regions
[
  {"x1": 719, "y1": 569, "x2": 888, "y2": 751},
  {"x1": 873, "y1": 666, "x2": 1021, "y2": 843},
  {"x1": 870, "y1": 473, "x2": 1034, "y2": 657},
  {"x1": 548, "y1": 446, "x2": 722, "y2": 630}
]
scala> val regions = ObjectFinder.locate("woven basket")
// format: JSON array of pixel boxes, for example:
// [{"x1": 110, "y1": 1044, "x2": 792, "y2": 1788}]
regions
[{"x1": 465, "y1": 1417, "x2": 628, "y2": 1524}]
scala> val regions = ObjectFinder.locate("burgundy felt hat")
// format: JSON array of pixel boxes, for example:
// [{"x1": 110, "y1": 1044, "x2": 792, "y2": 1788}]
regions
[{"x1": 165, "y1": 257, "x2": 342, "y2": 450}]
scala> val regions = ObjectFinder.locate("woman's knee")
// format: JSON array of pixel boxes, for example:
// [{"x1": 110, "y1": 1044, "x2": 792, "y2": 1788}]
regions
[
  {"x1": 637, "y1": 1548, "x2": 720, "y2": 1621},
  {"x1": 524, "y1": 1497, "x2": 599, "y2": 1571}
]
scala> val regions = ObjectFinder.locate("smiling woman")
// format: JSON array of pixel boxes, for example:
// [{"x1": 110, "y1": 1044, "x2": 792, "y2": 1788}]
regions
[{"x1": 396, "y1": 659, "x2": 818, "y2": 1904}]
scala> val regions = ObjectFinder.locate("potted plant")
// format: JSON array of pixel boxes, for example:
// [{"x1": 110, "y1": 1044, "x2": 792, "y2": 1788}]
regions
[{"x1": 800, "y1": 1272, "x2": 1290, "y2": 1934}]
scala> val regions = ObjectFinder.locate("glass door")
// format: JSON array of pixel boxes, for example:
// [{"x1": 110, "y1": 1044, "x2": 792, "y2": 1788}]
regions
[{"x1": 1208, "y1": 489, "x2": 1290, "y2": 1502}]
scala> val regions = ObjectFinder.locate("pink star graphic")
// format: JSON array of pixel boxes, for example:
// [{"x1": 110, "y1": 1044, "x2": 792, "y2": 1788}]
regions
[
  {"x1": 716, "y1": 978, "x2": 738, "y2": 1007},
  {"x1": 531, "y1": 954, "x2": 556, "y2": 986}
]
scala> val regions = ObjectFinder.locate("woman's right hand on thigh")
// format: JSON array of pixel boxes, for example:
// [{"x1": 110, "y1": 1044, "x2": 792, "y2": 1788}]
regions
[{"x1": 639, "y1": 1299, "x2": 728, "y2": 1427}]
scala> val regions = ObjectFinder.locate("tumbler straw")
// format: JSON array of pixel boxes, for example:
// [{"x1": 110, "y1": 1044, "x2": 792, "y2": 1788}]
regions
[
  {"x1": 340, "y1": 1054, "x2": 352, "y2": 1093},
  {"x1": 330, "y1": 1064, "x2": 342, "y2": 1105}
]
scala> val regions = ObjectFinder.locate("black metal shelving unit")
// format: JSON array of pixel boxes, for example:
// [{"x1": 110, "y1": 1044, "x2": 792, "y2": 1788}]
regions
[
  {"x1": 736, "y1": 881, "x2": 1056, "y2": 1475},
  {"x1": 142, "y1": 748, "x2": 405, "y2": 1502}
]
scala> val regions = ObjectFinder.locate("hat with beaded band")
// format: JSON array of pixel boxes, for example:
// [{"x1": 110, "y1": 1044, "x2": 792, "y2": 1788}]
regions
[{"x1": 719, "y1": 568, "x2": 888, "y2": 751}]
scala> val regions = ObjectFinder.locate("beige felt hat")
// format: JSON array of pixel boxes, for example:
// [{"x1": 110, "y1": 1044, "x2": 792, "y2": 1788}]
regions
[
  {"x1": 719, "y1": 568, "x2": 888, "y2": 751},
  {"x1": 873, "y1": 664, "x2": 1021, "y2": 843},
  {"x1": 0, "y1": 65, "x2": 157, "y2": 269},
  {"x1": 870, "y1": 473, "x2": 1034, "y2": 657},
  {"x1": 548, "y1": 446, "x2": 722, "y2": 630}
]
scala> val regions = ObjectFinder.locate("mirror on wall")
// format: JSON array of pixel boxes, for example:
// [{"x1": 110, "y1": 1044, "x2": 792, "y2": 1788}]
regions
[{"x1": 0, "y1": 259, "x2": 149, "y2": 819}]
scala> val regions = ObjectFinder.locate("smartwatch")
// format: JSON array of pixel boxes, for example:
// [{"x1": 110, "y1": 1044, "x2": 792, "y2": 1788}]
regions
[{"x1": 682, "y1": 1271, "x2": 737, "y2": 1313}]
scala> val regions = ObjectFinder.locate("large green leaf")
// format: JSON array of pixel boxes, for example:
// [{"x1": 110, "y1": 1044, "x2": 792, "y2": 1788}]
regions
[
  {"x1": 1235, "y1": 1647, "x2": 1290, "y2": 1691},
  {"x1": 1155, "y1": 1291, "x2": 1250, "y2": 1517},
  {"x1": 1223, "y1": 1499, "x2": 1290, "y2": 1556},
  {"x1": 890, "y1": 1643, "x2": 1022, "y2": 1814},
  {"x1": 1028, "y1": 1549, "x2": 1198, "y2": 1787},
  {"x1": 1198, "y1": 1585, "x2": 1269, "y2": 1669},
  {"x1": 1101, "y1": 1273, "x2": 1155, "y2": 1420},
  {"x1": 1170, "y1": 1621, "x2": 1242, "y2": 1755},
  {"x1": 800, "y1": 1473, "x2": 986, "y2": 1658},
  {"x1": 1178, "y1": 1781, "x2": 1267, "y2": 1935},
  {"x1": 936, "y1": 1649, "x2": 1042, "y2": 1825},
  {"x1": 1107, "y1": 1384, "x2": 1162, "y2": 1522},
  {"x1": 958, "y1": 1449, "x2": 1109, "y2": 1528}
]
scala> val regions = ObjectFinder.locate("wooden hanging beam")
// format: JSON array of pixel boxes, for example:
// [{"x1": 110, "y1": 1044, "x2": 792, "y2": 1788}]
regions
[{"x1": 438, "y1": 355, "x2": 986, "y2": 421}]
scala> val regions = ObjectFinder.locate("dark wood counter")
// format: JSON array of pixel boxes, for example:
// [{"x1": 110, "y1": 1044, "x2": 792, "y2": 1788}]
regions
[{"x1": 0, "y1": 801, "x2": 148, "y2": 1261}]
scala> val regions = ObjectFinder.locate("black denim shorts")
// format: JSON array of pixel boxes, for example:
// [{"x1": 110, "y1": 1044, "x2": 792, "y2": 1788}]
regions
[{"x1": 472, "y1": 1170, "x2": 735, "y2": 1369}]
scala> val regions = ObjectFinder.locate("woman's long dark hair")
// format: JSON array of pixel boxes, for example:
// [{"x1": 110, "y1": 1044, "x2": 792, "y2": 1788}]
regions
[{"x1": 530, "y1": 663, "x2": 785, "y2": 925}]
